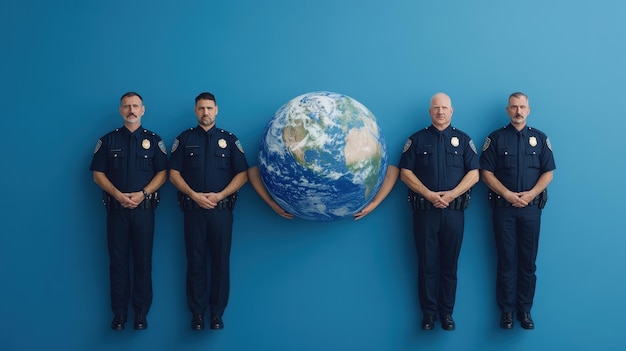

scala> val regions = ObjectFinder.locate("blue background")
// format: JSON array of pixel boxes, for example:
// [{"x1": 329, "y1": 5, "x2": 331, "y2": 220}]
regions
[{"x1": 1, "y1": 0, "x2": 624, "y2": 350}]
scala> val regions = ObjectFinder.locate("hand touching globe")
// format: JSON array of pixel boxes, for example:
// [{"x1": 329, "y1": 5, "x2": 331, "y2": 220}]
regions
[{"x1": 258, "y1": 91, "x2": 389, "y2": 221}]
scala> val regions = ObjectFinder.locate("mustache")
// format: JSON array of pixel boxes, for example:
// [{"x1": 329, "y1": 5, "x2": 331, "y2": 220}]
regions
[{"x1": 126, "y1": 113, "x2": 136, "y2": 118}]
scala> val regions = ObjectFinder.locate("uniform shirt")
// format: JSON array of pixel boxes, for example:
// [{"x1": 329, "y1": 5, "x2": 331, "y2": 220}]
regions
[
  {"x1": 479, "y1": 123, "x2": 556, "y2": 192},
  {"x1": 90, "y1": 126, "x2": 168, "y2": 192},
  {"x1": 399, "y1": 125, "x2": 479, "y2": 191},
  {"x1": 169, "y1": 126, "x2": 249, "y2": 193}
]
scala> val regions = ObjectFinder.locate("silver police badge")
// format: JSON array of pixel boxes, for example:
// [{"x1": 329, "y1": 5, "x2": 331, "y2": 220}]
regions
[
  {"x1": 142, "y1": 139, "x2": 151, "y2": 149},
  {"x1": 451, "y1": 137, "x2": 459, "y2": 147},
  {"x1": 218, "y1": 138, "x2": 227, "y2": 148},
  {"x1": 402, "y1": 139, "x2": 412, "y2": 153},
  {"x1": 529, "y1": 136, "x2": 537, "y2": 147}
]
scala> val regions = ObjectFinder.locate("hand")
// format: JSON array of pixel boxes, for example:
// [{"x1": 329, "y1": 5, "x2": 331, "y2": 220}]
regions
[
  {"x1": 354, "y1": 202, "x2": 377, "y2": 220},
  {"x1": 119, "y1": 192, "x2": 142, "y2": 209},
  {"x1": 505, "y1": 191, "x2": 530, "y2": 208},
  {"x1": 191, "y1": 192, "x2": 219, "y2": 209},
  {"x1": 429, "y1": 191, "x2": 451, "y2": 209},
  {"x1": 271, "y1": 203, "x2": 294, "y2": 219}
]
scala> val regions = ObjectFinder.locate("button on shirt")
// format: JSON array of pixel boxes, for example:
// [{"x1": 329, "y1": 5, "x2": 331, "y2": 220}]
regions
[
  {"x1": 479, "y1": 124, "x2": 556, "y2": 192},
  {"x1": 90, "y1": 127, "x2": 168, "y2": 192},
  {"x1": 399, "y1": 125, "x2": 479, "y2": 191},
  {"x1": 169, "y1": 126, "x2": 248, "y2": 192}
]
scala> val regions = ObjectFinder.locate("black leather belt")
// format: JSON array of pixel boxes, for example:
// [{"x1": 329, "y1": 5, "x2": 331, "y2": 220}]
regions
[
  {"x1": 489, "y1": 190, "x2": 547, "y2": 209},
  {"x1": 408, "y1": 190, "x2": 471, "y2": 211},
  {"x1": 103, "y1": 191, "x2": 159, "y2": 211},
  {"x1": 177, "y1": 192, "x2": 238, "y2": 211}
]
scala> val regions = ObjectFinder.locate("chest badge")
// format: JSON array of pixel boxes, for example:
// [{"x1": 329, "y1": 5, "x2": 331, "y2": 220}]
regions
[
  {"x1": 450, "y1": 136, "x2": 459, "y2": 147},
  {"x1": 218, "y1": 138, "x2": 227, "y2": 148},
  {"x1": 142, "y1": 139, "x2": 151, "y2": 149},
  {"x1": 529, "y1": 136, "x2": 537, "y2": 147}
]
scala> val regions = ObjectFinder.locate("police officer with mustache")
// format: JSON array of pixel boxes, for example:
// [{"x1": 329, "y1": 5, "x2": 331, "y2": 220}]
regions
[
  {"x1": 90, "y1": 92, "x2": 168, "y2": 331},
  {"x1": 480, "y1": 92, "x2": 556, "y2": 330}
]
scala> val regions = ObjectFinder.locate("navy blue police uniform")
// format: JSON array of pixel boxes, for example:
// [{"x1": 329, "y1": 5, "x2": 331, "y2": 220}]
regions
[
  {"x1": 169, "y1": 126, "x2": 248, "y2": 319},
  {"x1": 399, "y1": 125, "x2": 479, "y2": 318},
  {"x1": 89, "y1": 126, "x2": 168, "y2": 318},
  {"x1": 479, "y1": 124, "x2": 556, "y2": 315}
]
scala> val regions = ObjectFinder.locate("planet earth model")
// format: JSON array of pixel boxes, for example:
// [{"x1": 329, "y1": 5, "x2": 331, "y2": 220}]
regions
[{"x1": 258, "y1": 91, "x2": 389, "y2": 221}]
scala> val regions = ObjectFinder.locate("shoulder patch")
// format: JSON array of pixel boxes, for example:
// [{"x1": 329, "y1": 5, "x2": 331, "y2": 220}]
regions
[
  {"x1": 158, "y1": 140, "x2": 167, "y2": 154},
  {"x1": 546, "y1": 137, "x2": 552, "y2": 151},
  {"x1": 171, "y1": 139, "x2": 179, "y2": 153},
  {"x1": 482, "y1": 137, "x2": 491, "y2": 152},
  {"x1": 93, "y1": 140, "x2": 102, "y2": 154},
  {"x1": 402, "y1": 139, "x2": 412, "y2": 153},
  {"x1": 469, "y1": 139, "x2": 477, "y2": 154},
  {"x1": 235, "y1": 140, "x2": 244, "y2": 153}
]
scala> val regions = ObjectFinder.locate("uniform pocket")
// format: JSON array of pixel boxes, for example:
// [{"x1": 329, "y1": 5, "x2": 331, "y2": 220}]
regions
[
  {"x1": 526, "y1": 149, "x2": 540, "y2": 168},
  {"x1": 108, "y1": 149, "x2": 124, "y2": 170},
  {"x1": 185, "y1": 145, "x2": 202, "y2": 169},
  {"x1": 137, "y1": 149, "x2": 154, "y2": 170},
  {"x1": 446, "y1": 147, "x2": 464, "y2": 168},
  {"x1": 496, "y1": 146, "x2": 514, "y2": 169},
  {"x1": 214, "y1": 149, "x2": 231, "y2": 169},
  {"x1": 417, "y1": 145, "x2": 433, "y2": 168}
]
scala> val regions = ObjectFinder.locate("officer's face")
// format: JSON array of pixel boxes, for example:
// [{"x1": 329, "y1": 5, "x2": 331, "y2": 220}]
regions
[
  {"x1": 429, "y1": 94, "x2": 453, "y2": 131},
  {"x1": 119, "y1": 96, "x2": 144, "y2": 125},
  {"x1": 195, "y1": 99, "x2": 218, "y2": 129},
  {"x1": 506, "y1": 96, "x2": 530, "y2": 128}
]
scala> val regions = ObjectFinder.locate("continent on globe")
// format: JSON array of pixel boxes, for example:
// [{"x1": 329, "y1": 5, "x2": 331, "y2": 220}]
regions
[{"x1": 258, "y1": 91, "x2": 389, "y2": 221}]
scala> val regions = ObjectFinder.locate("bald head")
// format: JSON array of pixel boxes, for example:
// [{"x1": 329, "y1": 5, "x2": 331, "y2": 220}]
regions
[
  {"x1": 430, "y1": 92, "x2": 452, "y2": 107},
  {"x1": 429, "y1": 92, "x2": 453, "y2": 131}
]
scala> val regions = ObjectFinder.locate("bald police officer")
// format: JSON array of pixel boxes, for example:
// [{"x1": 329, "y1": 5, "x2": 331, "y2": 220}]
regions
[
  {"x1": 399, "y1": 93, "x2": 479, "y2": 331},
  {"x1": 90, "y1": 92, "x2": 168, "y2": 330},
  {"x1": 169, "y1": 92, "x2": 248, "y2": 331},
  {"x1": 480, "y1": 92, "x2": 556, "y2": 330}
]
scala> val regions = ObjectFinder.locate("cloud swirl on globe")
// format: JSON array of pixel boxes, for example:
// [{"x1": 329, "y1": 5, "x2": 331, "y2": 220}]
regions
[{"x1": 258, "y1": 91, "x2": 389, "y2": 221}]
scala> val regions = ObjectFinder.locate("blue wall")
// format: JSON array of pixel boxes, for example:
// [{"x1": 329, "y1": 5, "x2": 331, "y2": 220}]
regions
[{"x1": 1, "y1": 0, "x2": 625, "y2": 350}]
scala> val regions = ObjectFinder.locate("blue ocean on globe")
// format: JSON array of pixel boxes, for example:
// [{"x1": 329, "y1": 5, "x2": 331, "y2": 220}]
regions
[{"x1": 258, "y1": 91, "x2": 389, "y2": 221}]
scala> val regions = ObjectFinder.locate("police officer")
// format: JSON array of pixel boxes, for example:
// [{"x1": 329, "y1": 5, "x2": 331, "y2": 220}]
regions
[
  {"x1": 90, "y1": 92, "x2": 168, "y2": 330},
  {"x1": 480, "y1": 92, "x2": 555, "y2": 330},
  {"x1": 169, "y1": 92, "x2": 248, "y2": 331},
  {"x1": 399, "y1": 93, "x2": 479, "y2": 331}
]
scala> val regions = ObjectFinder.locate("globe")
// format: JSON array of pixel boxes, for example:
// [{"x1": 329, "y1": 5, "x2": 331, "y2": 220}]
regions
[{"x1": 258, "y1": 91, "x2": 389, "y2": 221}]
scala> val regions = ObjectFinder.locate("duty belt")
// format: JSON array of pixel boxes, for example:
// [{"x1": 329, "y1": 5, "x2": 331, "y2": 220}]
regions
[
  {"x1": 408, "y1": 190, "x2": 471, "y2": 211},
  {"x1": 177, "y1": 191, "x2": 238, "y2": 212},
  {"x1": 488, "y1": 189, "x2": 548, "y2": 209},
  {"x1": 102, "y1": 191, "x2": 160, "y2": 212}
]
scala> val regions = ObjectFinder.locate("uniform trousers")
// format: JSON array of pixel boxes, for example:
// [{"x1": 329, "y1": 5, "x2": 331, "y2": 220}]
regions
[
  {"x1": 106, "y1": 208, "x2": 155, "y2": 315},
  {"x1": 492, "y1": 205, "x2": 541, "y2": 314},
  {"x1": 412, "y1": 209, "x2": 464, "y2": 315},
  {"x1": 184, "y1": 208, "x2": 233, "y2": 317}
]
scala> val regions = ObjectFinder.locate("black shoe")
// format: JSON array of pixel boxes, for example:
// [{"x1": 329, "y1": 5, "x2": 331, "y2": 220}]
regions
[
  {"x1": 421, "y1": 314, "x2": 436, "y2": 330},
  {"x1": 191, "y1": 314, "x2": 205, "y2": 330},
  {"x1": 440, "y1": 314, "x2": 455, "y2": 331},
  {"x1": 500, "y1": 312, "x2": 513, "y2": 329},
  {"x1": 517, "y1": 312, "x2": 534, "y2": 329},
  {"x1": 134, "y1": 312, "x2": 148, "y2": 330},
  {"x1": 209, "y1": 315, "x2": 224, "y2": 330},
  {"x1": 111, "y1": 314, "x2": 127, "y2": 330}
]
